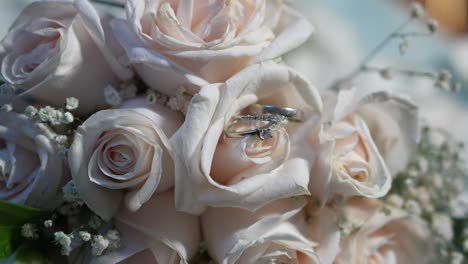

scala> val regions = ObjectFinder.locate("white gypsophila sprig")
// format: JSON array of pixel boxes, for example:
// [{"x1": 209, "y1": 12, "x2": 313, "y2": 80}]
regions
[
  {"x1": 62, "y1": 180, "x2": 83, "y2": 205},
  {"x1": 449, "y1": 251, "x2": 464, "y2": 264},
  {"x1": 78, "y1": 231, "x2": 91, "y2": 242},
  {"x1": 24, "y1": 105, "x2": 38, "y2": 118},
  {"x1": 105, "y1": 229, "x2": 121, "y2": 250},
  {"x1": 38, "y1": 106, "x2": 64, "y2": 125},
  {"x1": 146, "y1": 87, "x2": 190, "y2": 114},
  {"x1": 21, "y1": 224, "x2": 38, "y2": 239},
  {"x1": 91, "y1": 235, "x2": 109, "y2": 256},
  {"x1": 104, "y1": 85, "x2": 123, "y2": 107},
  {"x1": 54, "y1": 231, "x2": 73, "y2": 256},
  {"x1": 44, "y1": 220, "x2": 53, "y2": 228},
  {"x1": 330, "y1": 3, "x2": 462, "y2": 93},
  {"x1": 65, "y1": 97, "x2": 79, "y2": 110},
  {"x1": 384, "y1": 126, "x2": 468, "y2": 262},
  {"x1": 0, "y1": 104, "x2": 12, "y2": 112}
]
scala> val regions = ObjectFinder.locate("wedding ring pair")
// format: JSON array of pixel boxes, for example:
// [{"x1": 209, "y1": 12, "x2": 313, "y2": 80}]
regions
[{"x1": 225, "y1": 104, "x2": 305, "y2": 140}]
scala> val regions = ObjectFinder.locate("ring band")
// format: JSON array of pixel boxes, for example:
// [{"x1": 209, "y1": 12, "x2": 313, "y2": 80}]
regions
[
  {"x1": 248, "y1": 104, "x2": 305, "y2": 122},
  {"x1": 225, "y1": 115, "x2": 284, "y2": 140}
]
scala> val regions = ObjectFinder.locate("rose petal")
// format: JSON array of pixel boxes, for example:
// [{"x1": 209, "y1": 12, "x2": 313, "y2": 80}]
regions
[{"x1": 117, "y1": 191, "x2": 201, "y2": 263}]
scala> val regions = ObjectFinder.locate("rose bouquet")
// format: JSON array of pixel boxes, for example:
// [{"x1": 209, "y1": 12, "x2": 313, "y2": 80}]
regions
[{"x1": 0, "y1": 0, "x2": 467, "y2": 264}]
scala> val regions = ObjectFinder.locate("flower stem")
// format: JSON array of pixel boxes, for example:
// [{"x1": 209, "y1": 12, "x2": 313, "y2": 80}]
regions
[
  {"x1": 363, "y1": 66, "x2": 436, "y2": 79},
  {"x1": 330, "y1": 17, "x2": 414, "y2": 90}
]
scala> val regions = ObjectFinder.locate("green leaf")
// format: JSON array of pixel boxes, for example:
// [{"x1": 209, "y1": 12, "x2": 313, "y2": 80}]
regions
[
  {"x1": 13, "y1": 245, "x2": 45, "y2": 264},
  {"x1": 0, "y1": 201, "x2": 47, "y2": 226},
  {"x1": 0, "y1": 226, "x2": 16, "y2": 259},
  {"x1": 0, "y1": 201, "x2": 48, "y2": 259}
]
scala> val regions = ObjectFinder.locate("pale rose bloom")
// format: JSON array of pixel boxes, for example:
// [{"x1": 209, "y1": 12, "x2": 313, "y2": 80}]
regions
[
  {"x1": 111, "y1": 0, "x2": 313, "y2": 95},
  {"x1": 93, "y1": 191, "x2": 201, "y2": 264},
  {"x1": 309, "y1": 87, "x2": 418, "y2": 202},
  {"x1": 0, "y1": 111, "x2": 66, "y2": 210},
  {"x1": 202, "y1": 197, "x2": 319, "y2": 264},
  {"x1": 302, "y1": 198, "x2": 432, "y2": 264},
  {"x1": 333, "y1": 198, "x2": 433, "y2": 264},
  {"x1": 69, "y1": 98, "x2": 183, "y2": 220},
  {"x1": 0, "y1": 0, "x2": 132, "y2": 115},
  {"x1": 349, "y1": 88, "x2": 420, "y2": 175},
  {"x1": 172, "y1": 62, "x2": 322, "y2": 214}
]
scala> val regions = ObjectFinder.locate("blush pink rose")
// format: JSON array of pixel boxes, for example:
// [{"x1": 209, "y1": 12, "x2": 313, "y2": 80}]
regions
[
  {"x1": 309, "y1": 87, "x2": 418, "y2": 203},
  {"x1": 202, "y1": 197, "x2": 319, "y2": 264},
  {"x1": 93, "y1": 191, "x2": 201, "y2": 264},
  {"x1": 0, "y1": 0, "x2": 132, "y2": 115},
  {"x1": 302, "y1": 197, "x2": 433, "y2": 264},
  {"x1": 172, "y1": 62, "x2": 322, "y2": 214},
  {"x1": 111, "y1": 0, "x2": 313, "y2": 95},
  {"x1": 0, "y1": 111, "x2": 66, "y2": 210},
  {"x1": 68, "y1": 98, "x2": 183, "y2": 220}
]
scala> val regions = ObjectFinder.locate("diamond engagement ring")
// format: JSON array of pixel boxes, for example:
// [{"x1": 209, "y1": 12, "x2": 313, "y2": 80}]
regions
[
  {"x1": 224, "y1": 114, "x2": 285, "y2": 140},
  {"x1": 248, "y1": 104, "x2": 305, "y2": 122}
]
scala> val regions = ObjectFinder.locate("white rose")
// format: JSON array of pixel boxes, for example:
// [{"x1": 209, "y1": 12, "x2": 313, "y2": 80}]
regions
[
  {"x1": 0, "y1": 111, "x2": 66, "y2": 209},
  {"x1": 93, "y1": 191, "x2": 201, "y2": 264},
  {"x1": 0, "y1": 0, "x2": 132, "y2": 115},
  {"x1": 172, "y1": 61, "x2": 322, "y2": 214},
  {"x1": 69, "y1": 98, "x2": 183, "y2": 220},
  {"x1": 349, "y1": 87, "x2": 420, "y2": 175},
  {"x1": 310, "y1": 87, "x2": 418, "y2": 202},
  {"x1": 302, "y1": 197, "x2": 433, "y2": 264},
  {"x1": 202, "y1": 197, "x2": 319, "y2": 264},
  {"x1": 111, "y1": 0, "x2": 313, "y2": 95},
  {"x1": 334, "y1": 198, "x2": 433, "y2": 264}
]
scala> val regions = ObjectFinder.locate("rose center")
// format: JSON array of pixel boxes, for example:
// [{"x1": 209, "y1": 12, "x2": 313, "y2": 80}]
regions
[{"x1": 103, "y1": 141, "x2": 137, "y2": 175}]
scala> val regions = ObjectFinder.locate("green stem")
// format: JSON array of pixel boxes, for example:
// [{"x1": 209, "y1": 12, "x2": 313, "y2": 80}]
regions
[
  {"x1": 363, "y1": 66, "x2": 436, "y2": 79},
  {"x1": 329, "y1": 17, "x2": 414, "y2": 90}
]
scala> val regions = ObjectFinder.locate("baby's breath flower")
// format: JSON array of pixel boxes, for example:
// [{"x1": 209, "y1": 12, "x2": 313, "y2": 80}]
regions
[
  {"x1": 410, "y1": 2, "x2": 425, "y2": 18},
  {"x1": 432, "y1": 213, "x2": 454, "y2": 241},
  {"x1": 21, "y1": 224, "x2": 38, "y2": 239},
  {"x1": 463, "y1": 239, "x2": 468, "y2": 252},
  {"x1": 44, "y1": 220, "x2": 53, "y2": 228},
  {"x1": 146, "y1": 90, "x2": 159, "y2": 104},
  {"x1": 404, "y1": 199, "x2": 422, "y2": 216},
  {"x1": 38, "y1": 106, "x2": 63, "y2": 125},
  {"x1": 427, "y1": 19, "x2": 439, "y2": 33},
  {"x1": 54, "y1": 135, "x2": 68, "y2": 145},
  {"x1": 104, "y1": 85, "x2": 122, "y2": 107},
  {"x1": 379, "y1": 67, "x2": 393, "y2": 80},
  {"x1": 91, "y1": 235, "x2": 109, "y2": 256},
  {"x1": 24, "y1": 105, "x2": 38, "y2": 117},
  {"x1": 65, "y1": 97, "x2": 79, "y2": 110},
  {"x1": 449, "y1": 251, "x2": 464, "y2": 264},
  {"x1": 1, "y1": 104, "x2": 12, "y2": 112},
  {"x1": 106, "y1": 229, "x2": 121, "y2": 250},
  {"x1": 437, "y1": 70, "x2": 452, "y2": 83},
  {"x1": 386, "y1": 194, "x2": 404, "y2": 208},
  {"x1": 79, "y1": 231, "x2": 91, "y2": 242},
  {"x1": 62, "y1": 112, "x2": 74, "y2": 124},
  {"x1": 54, "y1": 231, "x2": 73, "y2": 256},
  {"x1": 399, "y1": 40, "x2": 409, "y2": 55},
  {"x1": 62, "y1": 180, "x2": 83, "y2": 205}
]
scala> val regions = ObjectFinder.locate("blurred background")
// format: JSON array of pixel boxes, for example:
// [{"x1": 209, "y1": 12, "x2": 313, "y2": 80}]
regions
[{"x1": 1, "y1": 0, "x2": 467, "y2": 148}]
